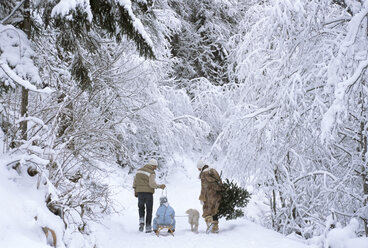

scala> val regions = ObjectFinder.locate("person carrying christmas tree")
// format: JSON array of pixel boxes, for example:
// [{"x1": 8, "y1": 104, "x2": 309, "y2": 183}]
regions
[{"x1": 197, "y1": 160, "x2": 222, "y2": 233}]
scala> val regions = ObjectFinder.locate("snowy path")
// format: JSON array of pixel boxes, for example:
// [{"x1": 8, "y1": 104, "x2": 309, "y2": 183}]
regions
[
  {"x1": 91, "y1": 169, "x2": 317, "y2": 248},
  {"x1": 2, "y1": 160, "x2": 367, "y2": 248}
]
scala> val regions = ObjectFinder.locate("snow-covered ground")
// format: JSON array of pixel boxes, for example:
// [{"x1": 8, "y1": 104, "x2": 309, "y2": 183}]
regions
[
  {"x1": 1, "y1": 156, "x2": 368, "y2": 248},
  {"x1": 90, "y1": 167, "x2": 317, "y2": 248}
]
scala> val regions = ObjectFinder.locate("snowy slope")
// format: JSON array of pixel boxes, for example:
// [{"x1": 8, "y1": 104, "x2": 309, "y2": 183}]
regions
[{"x1": 0, "y1": 161, "x2": 65, "y2": 248}]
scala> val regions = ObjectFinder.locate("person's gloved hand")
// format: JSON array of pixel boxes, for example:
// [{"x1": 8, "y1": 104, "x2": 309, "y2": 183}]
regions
[
  {"x1": 158, "y1": 184, "x2": 166, "y2": 189},
  {"x1": 134, "y1": 191, "x2": 138, "y2": 198},
  {"x1": 200, "y1": 200, "x2": 204, "y2": 205}
]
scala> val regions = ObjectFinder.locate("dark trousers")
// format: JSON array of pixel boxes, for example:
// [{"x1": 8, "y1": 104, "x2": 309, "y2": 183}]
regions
[{"x1": 138, "y1": 192, "x2": 153, "y2": 227}]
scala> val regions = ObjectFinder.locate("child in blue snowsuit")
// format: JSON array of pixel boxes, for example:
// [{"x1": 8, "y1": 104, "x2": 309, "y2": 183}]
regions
[{"x1": 153, "y1": 196, "x2": 176, "y2": 233}]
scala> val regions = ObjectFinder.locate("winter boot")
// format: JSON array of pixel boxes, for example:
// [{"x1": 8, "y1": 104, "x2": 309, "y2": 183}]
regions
[
  {"x1": 139, "y1": 218, "x2": 144, "y2": 232},
  {"x1": 211, "y1": 221, "x2": 219, "y2": 233},
  {"x1": 145, "y1": 225, "x2": 152, "y2": 233},
  {"x1": 205, "y1": 216, "x2": 214, "y2": 233}
]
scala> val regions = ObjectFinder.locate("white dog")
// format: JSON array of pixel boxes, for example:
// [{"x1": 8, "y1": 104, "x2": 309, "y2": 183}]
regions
[{"x1": 185, "y1": 208, "x2": 200, "y2": 233}]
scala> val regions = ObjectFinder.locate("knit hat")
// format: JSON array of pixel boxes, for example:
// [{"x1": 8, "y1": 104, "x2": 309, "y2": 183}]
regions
[
  {"x1": 197, "y1": 160, "x2": 205, "y2": 169},
  {"x1": 160, "y1": 196, "x2": 168, "y2": 204},
  {"x1": 148, "y1": 159, "x2": 158, "y2": 166}
]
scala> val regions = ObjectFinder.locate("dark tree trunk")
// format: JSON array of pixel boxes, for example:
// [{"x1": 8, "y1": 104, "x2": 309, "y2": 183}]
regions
[
  {"x1": 20, "y1": 88, "x2": 28, "y2": 140},
  {"x1": 360, "y1": 119, "x2": 368, "y2": 236},
  {"x1": 20, "y1": 0, "x2": 30, "y2": 141}
]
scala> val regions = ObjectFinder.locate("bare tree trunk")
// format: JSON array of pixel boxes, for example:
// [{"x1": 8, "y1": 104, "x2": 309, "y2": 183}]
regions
[
  {"x1": 272, "y1": 167, "x2": 286, "y2": 232},
  {"x1": 360, "y1": 120, "x2": 368, "y2": 236},
  {"x1": 20, "y1": 88, "x2": 28, "y2": 140},
  {"x1": 359, "y1": 91, "x2": 368, "y2": 236},
  {"x1": 271, "y1": 188, "x2": 277, "y2": 229},
  {"x1": 363, "y1": 172, "x2": 368, "y2": 236},
  {"x1": 57, "y1": 93, "x2": 74, "y2": 138},
  {"x1": 20, "y1": 0, "x2": 30, "y2": 140}
]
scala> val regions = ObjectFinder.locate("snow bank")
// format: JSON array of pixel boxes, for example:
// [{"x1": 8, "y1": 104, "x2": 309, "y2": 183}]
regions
[
  {"x1": 0, "y1": 157, "x2": 65, "y2": 248},
  {"x1": 245, "y1": 188, "x2": 269, "y2": 225},
  {"x1": 325, "y1": 218, "x2": 368, "y2": 248}
]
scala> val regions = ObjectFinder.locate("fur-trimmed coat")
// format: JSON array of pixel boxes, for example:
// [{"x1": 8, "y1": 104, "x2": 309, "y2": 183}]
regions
[{"x1": 199, "y1": 166, "x2": 222, "y2": 218}]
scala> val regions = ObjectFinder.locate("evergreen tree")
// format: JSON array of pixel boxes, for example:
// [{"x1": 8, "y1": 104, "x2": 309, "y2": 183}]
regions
[
  {"x1": 217, "y1": 178, "x2": 251, "y2": 220},
  {"x1": 169, "y1": 0, "x2": 242, "y2": 87},
  {"x1": 38, "y1": 0, "x2": 156, "y2": 89}
]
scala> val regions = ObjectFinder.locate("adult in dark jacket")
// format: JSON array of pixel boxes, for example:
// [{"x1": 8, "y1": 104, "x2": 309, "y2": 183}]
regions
[
  {"x1": 197, "y1": 160, "x2": 222, "y2": 233},
  {"x1": 133, "y1": 159, "x2": 166, "y2": 232}
]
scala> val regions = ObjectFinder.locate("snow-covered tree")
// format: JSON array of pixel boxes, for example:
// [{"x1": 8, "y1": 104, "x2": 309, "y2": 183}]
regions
[
  {"x1": 208, "y1": 0, "x2": 368, "y2": 238},
  {"x1": 169, "y1": 0, "x2": 243, "y2": 87},
  {"x1": 320, "y1": 0, "x2": 368, "y2": 236}
]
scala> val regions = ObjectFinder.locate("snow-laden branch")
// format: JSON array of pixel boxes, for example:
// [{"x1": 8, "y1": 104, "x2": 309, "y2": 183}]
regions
[
  {"x1": 0, "y1": 0, "x2": 25, "y2": 24},
  {"x1": 172, "y1": 115, "x2": 208, "y2": 125},
  {"x1": 117, "y1": 0, "x2": 154, "y2": 48},
  {"x1": 51, "y1": 0, "x2": 155, "y2": 55},
  {"x1": 238, "y1": 104, "x2": 278, "y2": 119},
  {"x1": 171, "y1": 115, "x2": 211, "y2": 135},
  {"x1": 327, "y1": 6, "x2": 368, "y2": 88},
  {"x1": 15, "y1": 116, "x2": 45, "y2": 126},
  {"x1": 293, "y1": 170, "x2": 338, "y2": 184},
  {"x1": 0, "y1": 61, "x2": 53, "y2": 93},
  {"x1": 3, "y1": 153, "x2": 49, "y2": 167},
  {"x1": 321, "y1": 59, "x2": 368, "y2": 142},
  {"x1": 321, "y1": 4, "x2": 368, "y2": 142},
  {"x1": 51, "y1": 0, "x2": 93, "y2": 22}
]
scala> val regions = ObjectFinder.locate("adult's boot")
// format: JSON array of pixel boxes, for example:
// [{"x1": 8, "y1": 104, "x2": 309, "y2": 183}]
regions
[
  {"x1": 211, "y1": 221, "x2": 219, "y2": 233},
  {"x1": 139, "y1": 218, "x2": 144, "y2": 232},
  {"x1": 205, "y1": 216, "x2": 214, "y2": 233},
  {"x1": 145, "y1": 225, "x2": 152, "y2": 233}
]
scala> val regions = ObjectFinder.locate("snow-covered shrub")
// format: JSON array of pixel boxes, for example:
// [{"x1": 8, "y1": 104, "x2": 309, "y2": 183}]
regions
[{"x1": 324, "y1": 218, "x2": 368, "y2": 248}]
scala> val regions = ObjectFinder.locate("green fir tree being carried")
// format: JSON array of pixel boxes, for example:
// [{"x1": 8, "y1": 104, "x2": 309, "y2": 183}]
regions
[{"x1": 217, "y1": 178, "x2": 251, "y2": 220}]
